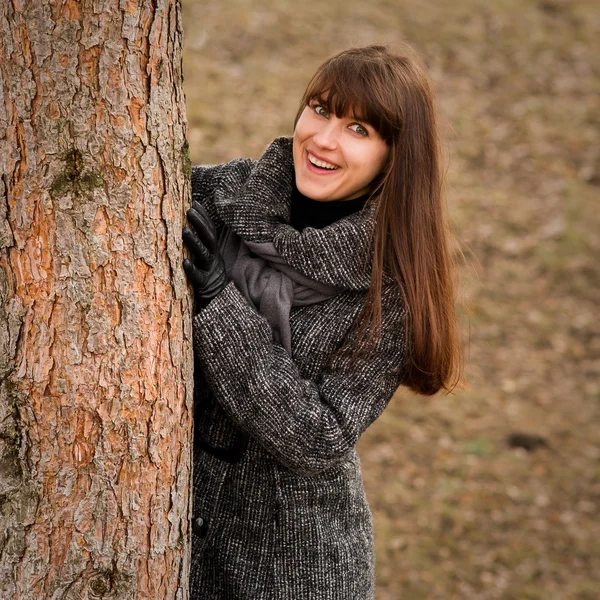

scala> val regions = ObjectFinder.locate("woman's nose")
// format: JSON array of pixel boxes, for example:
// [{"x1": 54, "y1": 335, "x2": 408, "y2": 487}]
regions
[{"x1": 312, "y1": 120, "x2": 339, "y2": 149}]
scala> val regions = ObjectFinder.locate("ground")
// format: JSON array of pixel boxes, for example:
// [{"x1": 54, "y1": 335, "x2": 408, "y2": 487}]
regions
[{"x1": 181, "y1": 1, "x2": 599, "y2": 597}]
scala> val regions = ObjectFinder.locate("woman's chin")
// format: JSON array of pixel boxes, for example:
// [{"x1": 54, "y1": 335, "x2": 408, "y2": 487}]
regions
[
  {"x1": 295, "y1": 178, "x2": 339, "y2": 202},
  {"x1": 298, "y1": 188, "x2": 333, "y2": 202}
]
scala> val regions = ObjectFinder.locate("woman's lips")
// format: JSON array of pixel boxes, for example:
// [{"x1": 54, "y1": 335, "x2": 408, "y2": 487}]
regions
[{"x1": 305, "y1": 151, "x2": 340, "y2": 175}]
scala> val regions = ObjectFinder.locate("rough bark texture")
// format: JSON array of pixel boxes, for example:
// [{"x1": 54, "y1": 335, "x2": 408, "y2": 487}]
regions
[{"x1": 0, "y1": 1, "x2": 193, "y2": 598}]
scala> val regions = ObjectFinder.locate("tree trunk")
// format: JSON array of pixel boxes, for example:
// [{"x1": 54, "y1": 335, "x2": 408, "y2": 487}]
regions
[{"x1": 0, "y1": 1, "x2": 193, "y2": 598}]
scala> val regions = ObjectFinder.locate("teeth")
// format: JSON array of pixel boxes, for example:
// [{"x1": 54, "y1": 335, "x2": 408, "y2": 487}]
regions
[{"x1": 308, "y1": 153, "x2": 338, "y2": 170}]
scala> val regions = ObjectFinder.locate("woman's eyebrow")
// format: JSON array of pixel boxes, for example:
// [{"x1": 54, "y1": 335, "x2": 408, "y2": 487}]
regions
[
  {"x1": 311, "y1": 93, "x2": 373, "y2": 126},
  {"x1": 346, "y1": 110, "x2": 372, "y2": 126},
  {"x1": 312, "y1": 94, "x2": 329, "y2": 107}
]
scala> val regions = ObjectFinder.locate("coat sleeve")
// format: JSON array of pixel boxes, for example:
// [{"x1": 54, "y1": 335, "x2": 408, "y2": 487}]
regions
[
  {"x1": 191, "y1": 164, "x2": 221, "y2": 205},
  {"x1": 191, "y1": 159, "x2": 254, "y2": 222},
  {"x1": 192, "y1": 281, "x2": 409, "y2": 476}
]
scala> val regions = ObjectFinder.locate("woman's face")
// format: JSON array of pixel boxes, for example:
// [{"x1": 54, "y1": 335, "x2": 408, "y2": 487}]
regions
[{"x1": 293, "y1": 100, "x2": 389, "y2": 202}]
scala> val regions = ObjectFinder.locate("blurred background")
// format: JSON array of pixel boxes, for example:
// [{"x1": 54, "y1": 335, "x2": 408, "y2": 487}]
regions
[{"x1": 181, "y1": 0, "x2": 599, "y2": 597}]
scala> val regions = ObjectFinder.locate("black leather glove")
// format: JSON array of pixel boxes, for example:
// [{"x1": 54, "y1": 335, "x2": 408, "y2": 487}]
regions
[{"x1": 183, "y1": 201, "x2": 228, "y2": 311}]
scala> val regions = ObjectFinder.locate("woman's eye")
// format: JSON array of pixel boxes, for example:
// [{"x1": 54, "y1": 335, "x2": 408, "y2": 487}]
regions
[
  {"x1": 314, "y1": 104, "x2": 329, "y2": 118},
  {"x1": 349, "y1": 123, "x2": 368, "y2": 137}
]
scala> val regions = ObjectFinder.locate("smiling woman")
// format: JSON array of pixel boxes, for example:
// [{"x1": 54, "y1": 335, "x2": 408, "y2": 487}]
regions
[{"x1": 183, "y1": 45, "x2": 462, "y2": 599}]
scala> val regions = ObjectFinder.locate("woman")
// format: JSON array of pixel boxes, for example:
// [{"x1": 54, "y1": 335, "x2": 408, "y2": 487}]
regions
[{"x1": 183, "y1": 45, "x2": 462, "y2": 599}]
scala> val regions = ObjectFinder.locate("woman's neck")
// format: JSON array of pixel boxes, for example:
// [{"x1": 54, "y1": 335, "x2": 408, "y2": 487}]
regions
[{"x1": 290, "y1": 185, "x2": 370, "y2": 231}]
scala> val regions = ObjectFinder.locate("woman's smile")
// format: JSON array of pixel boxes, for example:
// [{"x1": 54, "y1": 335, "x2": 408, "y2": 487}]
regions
[{"x1": 306, "y1": 151, "x2": 339, "y2": 171}]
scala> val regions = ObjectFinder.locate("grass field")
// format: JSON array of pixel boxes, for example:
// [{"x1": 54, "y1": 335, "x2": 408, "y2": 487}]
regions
[{"x1": 181, "y1": 1, "x2": 600, "y2": 597}]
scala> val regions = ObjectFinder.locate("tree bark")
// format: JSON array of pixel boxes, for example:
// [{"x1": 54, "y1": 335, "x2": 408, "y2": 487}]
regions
[{"x1": 0, "y1": 1, "x2": 193, "y2": 598}]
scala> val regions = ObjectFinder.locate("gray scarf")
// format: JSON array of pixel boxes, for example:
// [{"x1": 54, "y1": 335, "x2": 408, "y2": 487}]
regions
[{"x1": 219, "y1": 226, "x2": 340, "y2": 353}]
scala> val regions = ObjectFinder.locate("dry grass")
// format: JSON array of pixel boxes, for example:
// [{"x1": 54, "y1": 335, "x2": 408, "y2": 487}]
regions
[{"x1": 182, "y1": 0, "x2": 600, "y2": 597}]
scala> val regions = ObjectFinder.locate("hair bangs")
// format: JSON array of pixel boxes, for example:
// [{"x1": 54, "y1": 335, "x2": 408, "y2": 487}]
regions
[{"x1": 298, "y1": 54, "x2": 402, "y2": 143}]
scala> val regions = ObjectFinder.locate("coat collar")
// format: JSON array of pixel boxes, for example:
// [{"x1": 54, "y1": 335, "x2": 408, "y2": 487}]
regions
[{"x1": 212, "y1": 137, "x2": 375, "y2": 291}]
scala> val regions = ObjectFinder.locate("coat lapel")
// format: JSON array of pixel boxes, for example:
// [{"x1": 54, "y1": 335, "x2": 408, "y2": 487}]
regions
[{"x1": 212, "y1": 137, "x2": 375, "y2": 291}]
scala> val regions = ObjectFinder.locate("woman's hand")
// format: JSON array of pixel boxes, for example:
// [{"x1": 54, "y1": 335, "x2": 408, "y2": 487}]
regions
[{"x1": 183, "y1": 201, "x2": 228, "y2": 311}]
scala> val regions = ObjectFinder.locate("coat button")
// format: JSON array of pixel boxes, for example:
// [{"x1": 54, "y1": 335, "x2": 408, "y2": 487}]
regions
[{"x1": 192, "y1": 517, "x2": 207, "y2": 538}]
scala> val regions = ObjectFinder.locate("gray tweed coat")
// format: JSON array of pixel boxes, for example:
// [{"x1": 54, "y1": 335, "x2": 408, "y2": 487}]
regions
[{"x1": 190, "y1": 137, "x2": 408, "y2": 599}]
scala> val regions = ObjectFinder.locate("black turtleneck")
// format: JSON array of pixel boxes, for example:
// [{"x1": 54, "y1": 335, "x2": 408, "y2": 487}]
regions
[{"x1": 289, "y1": 184, "x2": 370, "y2": 231}]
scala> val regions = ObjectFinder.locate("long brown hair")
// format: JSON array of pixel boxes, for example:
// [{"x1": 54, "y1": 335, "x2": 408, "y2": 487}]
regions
[{"x1": 294, "y1": 45, "x2": 462, "y2": 395}]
